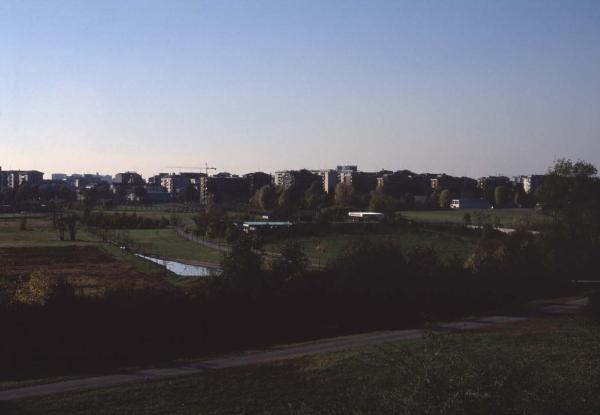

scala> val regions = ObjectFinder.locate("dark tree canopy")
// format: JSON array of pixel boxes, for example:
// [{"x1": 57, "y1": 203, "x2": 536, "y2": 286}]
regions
[
  {"x1": 253, "y1": 184, "x2": 278, "y2": 211},
  {"x1": 334, "y1": 182, "x2": 354, "y2": 207},
  {"x1": 549, "y1": 158, "x2": 597, "y2": 177},
  {"x1": 494, "y1": 185, "x2": 509, "y2": 207}
]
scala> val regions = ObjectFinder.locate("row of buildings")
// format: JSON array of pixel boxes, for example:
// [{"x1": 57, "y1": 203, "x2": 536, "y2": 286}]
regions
[
  {"x1": 0, "y1": 168, "x2": 44, "y2": 190},
  {"x1": 273, "y1": 167, "x2": 544, "y2": 199},
  {"x1": 1, "y1": 163, "x2": 548, "y2": 206}
]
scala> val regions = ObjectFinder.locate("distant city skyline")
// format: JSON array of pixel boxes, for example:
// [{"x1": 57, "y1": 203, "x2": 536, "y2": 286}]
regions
[
  {"x1": 0, "y1": 160, "x2": 585, "y2": 182},
  {"x1": 1, "y1": 1, "x2": 599, "y2": 179}
]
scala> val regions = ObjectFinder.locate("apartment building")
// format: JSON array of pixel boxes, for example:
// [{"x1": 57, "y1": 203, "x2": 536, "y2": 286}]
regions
[{"x1": 0, "y1": 168, "x2": 44, "y2": 189}]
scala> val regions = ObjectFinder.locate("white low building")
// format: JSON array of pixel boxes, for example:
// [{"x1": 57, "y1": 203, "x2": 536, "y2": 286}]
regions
[{"x1": 348, "y1": 212, "x2": 385, "y2": 221}]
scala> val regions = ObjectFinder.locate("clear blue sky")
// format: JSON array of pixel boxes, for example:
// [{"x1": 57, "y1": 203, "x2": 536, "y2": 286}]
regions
[{"x1": 1, "y1": 0, "x2": 599, "y2": 178}]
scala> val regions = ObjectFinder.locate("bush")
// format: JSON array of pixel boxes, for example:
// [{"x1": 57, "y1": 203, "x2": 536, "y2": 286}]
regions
[{"x1": 13, "y1": 271, "x2": 75, "y2": 306}]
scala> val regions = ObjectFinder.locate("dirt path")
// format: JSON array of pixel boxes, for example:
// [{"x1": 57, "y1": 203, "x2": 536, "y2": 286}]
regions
[{"x1": 0, "y1": 297, "x2": 587, "y2": 402}]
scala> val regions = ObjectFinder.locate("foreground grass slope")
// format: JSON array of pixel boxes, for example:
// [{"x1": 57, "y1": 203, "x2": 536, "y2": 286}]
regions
[{"x1": 5, "y1": 315, "x2": 600, "y2": 415}]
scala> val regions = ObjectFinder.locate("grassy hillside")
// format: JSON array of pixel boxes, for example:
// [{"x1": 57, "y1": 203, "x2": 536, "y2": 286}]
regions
[{"x1": 5, "y1": 315, "x2": 599, "y2": 415}]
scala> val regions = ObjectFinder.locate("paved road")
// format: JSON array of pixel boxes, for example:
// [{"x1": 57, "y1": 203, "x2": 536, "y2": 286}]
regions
[{"x1": 0, "y1": 297, "x2": 587, "y2": 402}]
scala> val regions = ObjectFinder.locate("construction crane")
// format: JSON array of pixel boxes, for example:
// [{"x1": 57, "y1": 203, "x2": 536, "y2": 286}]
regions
[{"x1": 165, "y1": 163, "x2": 216, "y2": 176}]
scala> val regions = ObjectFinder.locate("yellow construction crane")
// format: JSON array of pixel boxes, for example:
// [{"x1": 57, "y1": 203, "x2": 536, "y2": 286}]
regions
[{"x1": 165, "y1": 163, "x2": 216, "y2": 176}]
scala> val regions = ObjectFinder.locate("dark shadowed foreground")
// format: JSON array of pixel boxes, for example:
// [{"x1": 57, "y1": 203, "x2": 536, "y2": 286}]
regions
[{"x1": 2, "y1": 315, "x2": 600, "y2": 415}]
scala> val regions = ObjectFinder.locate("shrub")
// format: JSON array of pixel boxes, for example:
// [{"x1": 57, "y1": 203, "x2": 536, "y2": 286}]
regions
[{"x1": 14, "y1": 271, "x2": 75, "y2": 306}]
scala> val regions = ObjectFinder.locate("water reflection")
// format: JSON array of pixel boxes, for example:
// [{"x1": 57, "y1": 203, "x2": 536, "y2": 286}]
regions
[{"x1": 135, "y1": 254, "x2": 220, "y2": 277}]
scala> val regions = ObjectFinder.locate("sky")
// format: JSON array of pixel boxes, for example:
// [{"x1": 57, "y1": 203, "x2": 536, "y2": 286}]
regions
[{"x1": 1, "y1": 0, "x2": 599, "y2": 179}]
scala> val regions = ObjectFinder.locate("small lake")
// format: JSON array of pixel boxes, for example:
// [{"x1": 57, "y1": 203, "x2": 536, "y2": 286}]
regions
[{"x1": 135, "y1": 254, "x2": 220, "y2": 277}]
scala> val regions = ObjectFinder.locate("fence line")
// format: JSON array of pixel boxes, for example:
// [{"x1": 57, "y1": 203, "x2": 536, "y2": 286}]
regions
[{"x1": 175, "y1": 227, "x2": 231, "y2": 253}]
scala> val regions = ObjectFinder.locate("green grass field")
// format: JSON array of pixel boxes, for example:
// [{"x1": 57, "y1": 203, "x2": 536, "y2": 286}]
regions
[
  {"x1": 5, "y1": 315, "x2": 599, "y2": 415},
  {"x1": 264, "y1": 229, "x2": 477, "y2": 265},
  {"x1": 0, "y1": 217, "x2": 96, "y2": 248},
  {"x1": 0, "y1": 215, "x2": 222, "y2": 266},
  {"x1": 118, "y1": 228, "x2": 224, "y2": 264},
  {"x1": 0, "y1": 217, "x2": 189, "y2": 284},
  {"x1": 400, "y1": 208, "x2": 552, "y2": 228},
  {"x1": 0, "y1": 229, "x2": 98, "y2": 247}
]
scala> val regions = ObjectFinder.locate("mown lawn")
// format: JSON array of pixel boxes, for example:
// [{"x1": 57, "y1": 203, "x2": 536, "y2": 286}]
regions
[
  {"x1": 5, "y1": 315, "x2": 600, "y2": 415},
  {"x1": 264, "y1": 229, "x2": 477, "y2": 266},
  {"x1": 119, "y1": 228, "x2": 224, "y2": 264},
  {"x1": 400, "y1": 208, "x2": 552, "y2": 228}
]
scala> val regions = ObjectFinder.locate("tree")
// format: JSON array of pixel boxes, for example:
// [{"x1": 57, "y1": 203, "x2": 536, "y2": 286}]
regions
[
  {"x1": 305, "y1": 181, "x2": 327, "y2": 210},
  {"x1": 539, "y1": 158, "x2": 600, "y2": 228},
  {"x1": 66, "y1": 214, "x2": 78, "y2": 241},
  {"x1": 57, "y1": 185, "x2": 76, "y2": 202},
  {"x1": 0, "y1": 188, "x2": 15, "y2": 205},
  {"x1": 193, "y1": 204, "x2": 223, "y2": 238},
  {"x1": 494, "y1": 185, "x2": 509, "y2": 207},
  {"x1": 15, "y1": 183, "x2": 36, "y2": 204},
  {"x1": 115, "y1": 186, "x2": 127, "y2": 204},
  {"x1": 133, "y1": 185, "x2": 147, "y2": 202},
  {"x1": 369, "y1": 187, "x2": 397, "y2": 216},
  {"x1": 549, "y1": 158, "x2": 597, "y2": 177},
  {"x1": 334, "y1": 182, "x2": 354, "y2": 206},
  {"x1": 220, "y1": 236, "x2": 264, "y2": 295},
  {"x1": 272, "y1": 241, "x2": 308, "y2": 280},
  {"x1": 224, "y1": 224, "x2": 241, "y2": 243},
  {"x1": 278, "y1": 184, "x2": 303, "y2": 213},
  {"x1": 82, "y1": 187, "x2": 98, "y2": 207},
  {"x1": 253, "y1": 185, "x2": 278, "y2": 211},
  {"x1": 438, "y1": 189, "x2": 451, "y2": 208},
  {"x1": 177, "y1": 185, "x2": 198, "y2": 203},
  {"x1": 56, "y1": 216, "x2": 66, "y2": 241},
  {"x1": 193, "y1": 211, "x2": 210, "y2": 236},
  {"x1": 513, "y1": 188, "x2": 527, "y2": 208}
]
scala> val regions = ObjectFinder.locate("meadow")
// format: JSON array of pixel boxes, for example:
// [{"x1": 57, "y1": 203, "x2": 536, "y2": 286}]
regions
[
  {"x1": 0, "y1": 215, "x2": 94, "y2": 247},
  {"x1": 264, "y1": 228, "x2": 477, "y2": 266},
  {"x1": 400, "y1": 208, "x2": 552, "y2": 228},
  {"x1": 115, "y1": 228, "x2": 224, "y2": 265}
]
